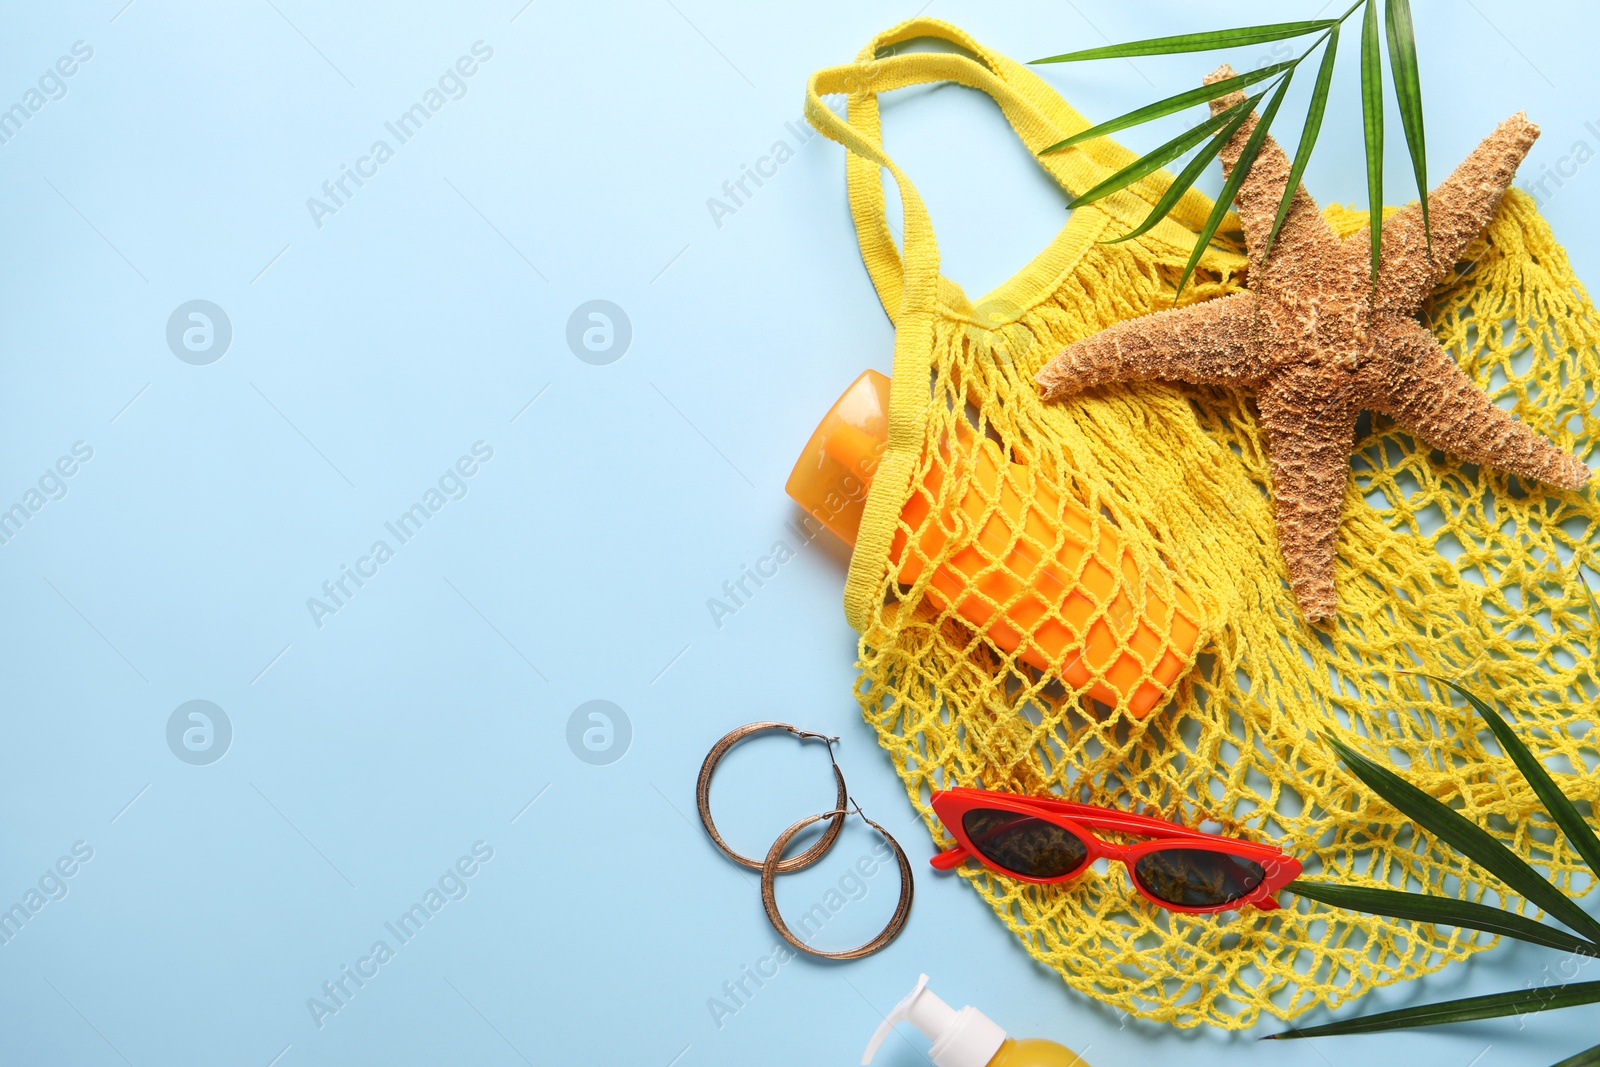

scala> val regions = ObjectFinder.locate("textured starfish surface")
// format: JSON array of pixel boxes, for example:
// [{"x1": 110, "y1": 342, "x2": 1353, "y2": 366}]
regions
[{"x1": 1036, "y1": 64, "x2": 1591, "y2": 621}]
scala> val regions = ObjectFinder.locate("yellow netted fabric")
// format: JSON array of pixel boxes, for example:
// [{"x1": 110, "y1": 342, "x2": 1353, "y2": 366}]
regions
[{"x1": 806, "y1": 19, "x2": 1600, "y2": 1029}]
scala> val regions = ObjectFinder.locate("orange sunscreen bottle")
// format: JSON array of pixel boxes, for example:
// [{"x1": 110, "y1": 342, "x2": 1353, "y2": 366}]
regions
[
  {"x1": 786, "y1": 370, "x2": 1200, "y2": 716},
  {"x1": 862, "y1": 975, "x2": 1090, "y2": 1067}
]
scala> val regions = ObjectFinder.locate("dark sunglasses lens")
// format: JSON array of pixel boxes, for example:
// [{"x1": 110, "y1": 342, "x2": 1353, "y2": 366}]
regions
[
  {"x1": 960, "y1": 807, "x2": 1088, "y2": 879},
  {"x1": 1132, "y1": 848, "x2": 1266, "y2": 908}
]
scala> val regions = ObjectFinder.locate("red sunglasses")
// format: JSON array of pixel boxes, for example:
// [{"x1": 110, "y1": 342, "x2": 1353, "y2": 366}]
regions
[{"x1": 930, "y1": 787, "x2": 1301, "y2": 913}]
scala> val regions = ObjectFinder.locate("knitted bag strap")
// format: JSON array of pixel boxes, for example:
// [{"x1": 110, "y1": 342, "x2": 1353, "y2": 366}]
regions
[
  {"x1": 804, "y1": 17, "x2": 1223, "y2": 630},
  {"x1": 818, "y1": 17, "x2": 1223, "y2": 325}
]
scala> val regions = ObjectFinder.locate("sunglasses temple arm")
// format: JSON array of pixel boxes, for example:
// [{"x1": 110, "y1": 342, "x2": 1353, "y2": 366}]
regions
[
  {"x1": 930, "y1": 843, "x2": 970, "y2": 870},
  {"x1": 1255, "y1": 858, "x2": 1304, "y2": 909}
]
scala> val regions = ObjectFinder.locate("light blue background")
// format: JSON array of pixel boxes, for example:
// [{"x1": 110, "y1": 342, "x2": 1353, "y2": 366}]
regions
[{"x1": 1, "y1": 1, "x2": 1597, "y2": 1064}]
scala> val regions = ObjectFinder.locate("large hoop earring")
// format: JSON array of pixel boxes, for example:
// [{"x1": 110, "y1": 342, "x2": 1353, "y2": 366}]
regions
[
  {"x1": 759, "y1": 807, "x2": 914, "y2": 960},
  {"x1": 696, "y1": 721, "x2": 848, "y2": 873}
]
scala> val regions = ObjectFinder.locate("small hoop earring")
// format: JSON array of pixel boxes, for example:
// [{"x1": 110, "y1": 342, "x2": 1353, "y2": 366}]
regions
[
  {"x1": 696, "y1": 721, "x2": 848, "y2": 873},
  {"x1": 760, "y1": 807, "x2": 914, "y2": 960}
]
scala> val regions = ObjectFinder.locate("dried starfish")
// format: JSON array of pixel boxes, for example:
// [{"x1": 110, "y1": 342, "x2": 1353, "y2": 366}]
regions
[{"x1": 1037, "y1": 64, "x2": 1590, "y2": 621}]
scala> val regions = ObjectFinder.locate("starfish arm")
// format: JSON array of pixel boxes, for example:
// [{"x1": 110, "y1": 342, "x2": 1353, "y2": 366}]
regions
[
  {"x1": 1256, "y1": 371, "x2": 1360, "y2": 622},
  {"x1": 1365, "y1": 320, "x2": 1590, "y2": 489},
  {"x1": 1369, "y1": 112, "x2": 1539, "y2": 315},
  {"x1": 1036, "y1": 291, "x2": 1262, "y2": 400},
  {"x1": 1205, "y1": 65, "x2": 1337, "y2": 283}
]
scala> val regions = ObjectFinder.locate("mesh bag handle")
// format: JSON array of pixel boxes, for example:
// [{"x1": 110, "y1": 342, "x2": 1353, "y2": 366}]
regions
[{"x1": 816, "y1": 17, "x2": 1223, "y2": 325}]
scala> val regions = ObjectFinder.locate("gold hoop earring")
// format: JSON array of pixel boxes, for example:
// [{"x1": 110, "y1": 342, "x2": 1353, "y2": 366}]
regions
[
  {"x1": 759, "y1": 807, "x2": 914, "y2": 960},
  {"x1": 696, "y1": 721, "x2": 848, "y2": 873}
]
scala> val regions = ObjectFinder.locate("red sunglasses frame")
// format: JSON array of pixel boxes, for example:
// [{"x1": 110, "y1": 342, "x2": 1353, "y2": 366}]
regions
[{"x1": 930, "y1": 787, "x2": 1301, "y2": 914}]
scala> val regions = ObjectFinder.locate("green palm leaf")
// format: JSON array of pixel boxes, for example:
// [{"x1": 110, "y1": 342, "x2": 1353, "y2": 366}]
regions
[
  {"x1": 1578, "y1": 569, "x2": 1600, "y2": 628},
  {"x1": 1359, "y1": 0, "x2": 1385, "y2": 283},
  {"x1": 1291, "y1": 879, "x2": 1600, "y2": 957},
  {"x1": 1175, "y1": 73, "x2": 1292, "y2": 297},
  {"x1": 1426, "y1": 677, "x2": 1600, "y2": 880},
  {"x1": 1038, "y1": 63, "x2": 1292, "y2": 155},
  {"x1": 1263, "y1": 25, "x2": 1339, "y2": 258},
  {"x1": 1033, "y1": 0, "x2": 1430, "y2": 275},
  {"x1": 1324, "y1": 734, "x2": 1600, "y2": 945},
  {"x1": 1385, "y1": 0, "x2": 1430, "y2": 249},
  {"x1": 1100, "y1": 97, "x2": 1258, "y2": 243},
  {"x1": 1068, "y1": 96, "x2": 1254, "y2": 209},
  {"x1": 1031, "y1": 21, "x2": 1331, "y2": 63},
  {"x1": 1554, "y1": 1042, "x2": 1600, "y2": 1067},
  {"x1": 1266, "y1": 980, "x2": 1600, "y2": 1038}
]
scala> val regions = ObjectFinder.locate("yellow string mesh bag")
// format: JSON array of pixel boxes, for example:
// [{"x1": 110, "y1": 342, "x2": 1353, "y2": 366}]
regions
[{"x1": 806, "y1": 18, "x2": 1600, "y2": 1029}]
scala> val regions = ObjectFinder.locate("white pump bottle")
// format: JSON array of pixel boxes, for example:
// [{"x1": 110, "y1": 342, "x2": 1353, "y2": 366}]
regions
[{"x1": 862, "y1": 975, "x2": 1090, "y2": 1067}]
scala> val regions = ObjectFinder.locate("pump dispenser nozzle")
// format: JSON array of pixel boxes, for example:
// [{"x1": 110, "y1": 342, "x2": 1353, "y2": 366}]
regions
[{"x1": 862, "y1": 975, "x2": 1008, "y2": 1067}]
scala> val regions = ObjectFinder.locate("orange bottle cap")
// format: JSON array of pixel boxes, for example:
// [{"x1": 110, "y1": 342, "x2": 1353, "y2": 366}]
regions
[{"x1": 785, "y1": 369, "x2": 891, "y2": 547}]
